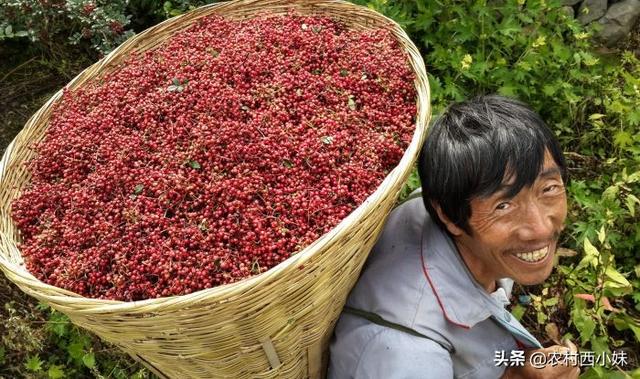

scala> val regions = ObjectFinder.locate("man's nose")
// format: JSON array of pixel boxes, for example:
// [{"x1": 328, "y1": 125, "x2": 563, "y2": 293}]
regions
[{"x1": 517, "y1": 201, "x2": 555, "y2": 241}]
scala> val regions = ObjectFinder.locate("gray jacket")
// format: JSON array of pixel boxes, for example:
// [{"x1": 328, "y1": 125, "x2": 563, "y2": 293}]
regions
[{"x1": 328, "y1": 194, "x2": 542, "y2": 378}]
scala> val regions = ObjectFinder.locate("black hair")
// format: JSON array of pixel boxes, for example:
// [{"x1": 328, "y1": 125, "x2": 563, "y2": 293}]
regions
[{"x1": 418, "y1": 95, "x2": 568, "y2": 234}]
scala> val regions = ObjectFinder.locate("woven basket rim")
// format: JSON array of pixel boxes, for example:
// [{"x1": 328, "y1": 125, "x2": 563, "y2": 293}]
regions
[{"x1": 0, "y1": 0, "x2": 431, "y2": 313}]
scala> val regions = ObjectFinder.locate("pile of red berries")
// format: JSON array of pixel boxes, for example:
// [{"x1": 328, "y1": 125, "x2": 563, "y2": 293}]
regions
[{"x1": 12, "y1": 11, "x2": 417, "y2": 301}]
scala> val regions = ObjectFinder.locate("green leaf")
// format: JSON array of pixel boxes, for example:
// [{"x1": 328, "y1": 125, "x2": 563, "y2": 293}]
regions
[
  {"x1": 613, "y1": 314, "x2": 640, "y2": 342},
  {"x1": 590, "y1": 335, "x2": 610, "y2": 355},
  {"x1": 282, "y1": 159, "x2": 293, "y2": 168},
  {"x1": 5, "y1": 25, "x2": 12, "y2": 36},
  {"x1": 604, "y1": 266, "x2": 632, "y2": 292},
  {"x1": 347, "y1": 95, "x2": 356, "y2": 111},
  {"x1": 536, "y1": 311, "x2": 548, "y2": 324},
  {"x1": 398, "y1": 168, "x2": 421, "y2": 203},
  {"x1": 627, "y1": 320, "x2": 640, "y2": 342},
  {"x1": 25, "y1": 355, "x2": 43, "y2": 372},
  {"x1": 188, "y1": 160, "x2": 201, "y2": 170},
  {"x1": 498, "y1": 85, "x2": 516, "y2": 97},
  {"x1": 47, "y1": 311, "x2": 70, "y2": 337},
  {"x1": 602, "y1": 185, "x2": 619, "y2": 201},
  {"x1": 50, "y1": 322, "x2": 68, "y2": 337},
  {"x1": 133, "y1": 184, "x2": 144, "y2": 195},
  {"x1": 82, "y1": 352, "x2": 96, "y2": 369},
  {"x1": 584, "y1": 237, "x2": 599, "y2": 257},
  {"x1": 517, "y1": 13, "x2": 533, "y2": 23},
  {"x1": 14, "y1": 30, "x2": 28, "y2": 37},
  {"x1": 47, "y1": 364, "x2": 65, "y2": 379},
  {"x1": 628, "y1": 109, "x2": 640, "y2": 126},
  {"x1": 339, "y1": 69, "x2": 348, "y2": 77},
  {"x1": 542, "y1": 84, "x2": 557, "y2": 96},
  {"x1": 498, "y1": 24, "x2": 521, "y2": 37},
  {"x1": 320, "y1": 136, "x2": 333, "y2": 145},
  {"x1": 626, "y1": 194, "x2": 639, "y2": 217},
  {"x1": 613, "y1": 131, "x2": 632, "y2": 148},
  {"x1": 198, "y1": 219, "x2": 209, "y2": 232},
  {"x1": 613, "y1": 315, "x2": 628, "y2": 331},
  {"x1": 543, "y1": 297, "x2": 559, "y2": 307},
  {"x1": 111, "y1": 365, "x2": 129, "y2": 379},
  {"x1": 444, "y1": 81, "x2": 462, "y2": 100},
  {"x1": 628, "y1": 171, "x2": 640, "y2": 183},
  {"x1": 172, "y1": 78, "x2": 180, "y2": 86},
  {"x1": 574, "y1": 311, "x2": 596, "y2": 344},
  {"x1": 597, "y1": 225, "x2": 606, "y2": 244},
  {"x1": 67, "y1": 340, "x2": 85, "y2": 360},
  {"x1": 511, "y1": 304, "x2": 526, "y2": 321},
  {"x1": 163, "y1": 1, "x2": 173, "y2": 14},
  {"x1": 579, "y1": 366, "x2": 607, "y2": 379},
  {"x1": 573, "y1": 52, "x2": 582, "y2": 65},
  {"x1": 35, "y1": 301, "x2": 50, "y2": 311},
  {"x1": 0, "y1": 346, "x2": 5, "y2": 365},
  {"x1": 580, "y1": 52, "x2": 599, "y2": 66},
  {"x1": 131, "y1": 369, "x2": 148, "y2": 379},
  {"x1": 578, "y1": 238, "x2": 599, "y2": 270}
]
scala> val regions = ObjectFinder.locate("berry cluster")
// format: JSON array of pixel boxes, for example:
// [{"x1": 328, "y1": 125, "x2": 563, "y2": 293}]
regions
[{"x1": 12, "y1": 12, "x2": 417, "y2": 301}]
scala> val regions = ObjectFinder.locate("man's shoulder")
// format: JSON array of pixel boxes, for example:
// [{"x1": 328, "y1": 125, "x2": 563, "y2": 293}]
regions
[
  {"x1": 365, "y1": 191, "x2": 448, "y2": 272},
  {"x1": 344, "y1": 191, "x2": 453, "y2": 334},
  {"x1": 388, "y1": 189, "x2": 429, "y2": 226},
  {"x1": 375, "y1": 191, "x2": 432, "y2": 247},
  {"x1": 350, "y1": 196, "x2": 427, "y2": 300},
  {"x1": 328, "y1": 314, "x2": 453, "y2": 379}
]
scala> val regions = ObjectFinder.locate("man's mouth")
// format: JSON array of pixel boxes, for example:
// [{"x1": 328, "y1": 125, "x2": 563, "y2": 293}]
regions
[{"x1": 513, "y1": 246, "x2": 549, "y2": 263}]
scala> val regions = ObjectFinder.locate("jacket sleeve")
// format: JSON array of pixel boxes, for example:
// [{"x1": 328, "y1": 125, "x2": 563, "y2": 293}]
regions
[{"x1": 354, "y1": 327, "x2": 454, "y2": 379}]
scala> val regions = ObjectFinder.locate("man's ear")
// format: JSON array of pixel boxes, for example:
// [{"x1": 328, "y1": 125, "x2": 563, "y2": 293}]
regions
[{"x1": 431, "y1": 202, "x2": 465, "y2": 237}]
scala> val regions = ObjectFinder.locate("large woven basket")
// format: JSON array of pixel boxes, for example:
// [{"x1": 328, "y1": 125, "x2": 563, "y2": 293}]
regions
[{"x1": 0, "y1": 0, "x2": 430, "y2": 377}]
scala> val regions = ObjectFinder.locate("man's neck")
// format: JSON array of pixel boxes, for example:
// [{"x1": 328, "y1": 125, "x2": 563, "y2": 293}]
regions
[{"x1": 454, "y1": 240, "x2": 498, "y2": 293}]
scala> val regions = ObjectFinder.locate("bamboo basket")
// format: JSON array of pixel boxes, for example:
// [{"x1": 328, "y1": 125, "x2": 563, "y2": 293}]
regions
[{"x1": 0, "y1": 0, "x2": 430, "y2": 377}]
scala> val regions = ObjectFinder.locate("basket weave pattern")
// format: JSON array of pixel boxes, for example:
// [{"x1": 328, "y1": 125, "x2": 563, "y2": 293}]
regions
[{"x1": 0, "y1": 0, "x2": 430, "y2": 377}]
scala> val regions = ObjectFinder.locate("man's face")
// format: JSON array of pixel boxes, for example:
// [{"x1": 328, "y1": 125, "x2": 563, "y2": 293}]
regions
[{"x1": 451, "y1": 150, "x2": 568, "y2": 287}]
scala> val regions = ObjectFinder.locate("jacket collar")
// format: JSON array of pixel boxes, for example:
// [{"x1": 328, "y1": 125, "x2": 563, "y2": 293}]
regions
[{"x1": 420, "y1": 215, "x2": 514, "y2": 328}]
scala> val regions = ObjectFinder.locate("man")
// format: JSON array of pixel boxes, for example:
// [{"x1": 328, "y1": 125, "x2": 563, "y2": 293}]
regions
[{"x1": 328, "y1": 95, "x2": 580, "y2": 378}]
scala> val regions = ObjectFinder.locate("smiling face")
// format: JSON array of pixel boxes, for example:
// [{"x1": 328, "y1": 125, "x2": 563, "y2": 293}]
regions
[{"x1": 436, "y1": 150, "x2": 568, "y2": 291}]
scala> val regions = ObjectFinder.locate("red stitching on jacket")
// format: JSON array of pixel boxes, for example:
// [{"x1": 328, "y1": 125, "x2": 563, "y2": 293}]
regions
[{"x1": 420, "y1": 228, "x2": 471, "y2": 330}]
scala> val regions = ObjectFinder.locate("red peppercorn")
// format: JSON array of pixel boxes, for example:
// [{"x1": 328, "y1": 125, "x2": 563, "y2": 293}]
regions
[{"x1": 12, "y1": 11, "x2": 416, "y2": 301}]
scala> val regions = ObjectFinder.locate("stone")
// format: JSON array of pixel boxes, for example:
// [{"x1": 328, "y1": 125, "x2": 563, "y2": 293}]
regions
[
  {"x1": 562, "y1": 0, "x2": 581, "y2": 5},
  {"x1": 597, "y1": 0, "x2": 640, "y2": 46},
  {"x1": 560, "y1": 5, "x2": 575, "y2": 18},
  {"x1": 577, "y1": 0, "x2": 608, "y2": 24}
]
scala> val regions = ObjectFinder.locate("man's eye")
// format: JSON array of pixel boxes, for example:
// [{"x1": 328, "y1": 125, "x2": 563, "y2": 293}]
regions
[
  {"x1": 495, "y1": 202, "x2": 510, "y2": 211},
  {"x1": 543, "y1": 184, "x2": 560, "y2": 193}
]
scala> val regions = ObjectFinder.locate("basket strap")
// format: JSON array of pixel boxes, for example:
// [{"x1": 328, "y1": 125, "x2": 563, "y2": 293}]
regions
[{"x1": 342, "y1": 306, "x2": 454, "y2": 353}]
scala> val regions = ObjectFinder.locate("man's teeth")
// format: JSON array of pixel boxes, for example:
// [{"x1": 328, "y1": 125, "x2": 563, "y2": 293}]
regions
[{"x1": 515, "y1": 246, "x2": 549, "y2": 262}]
